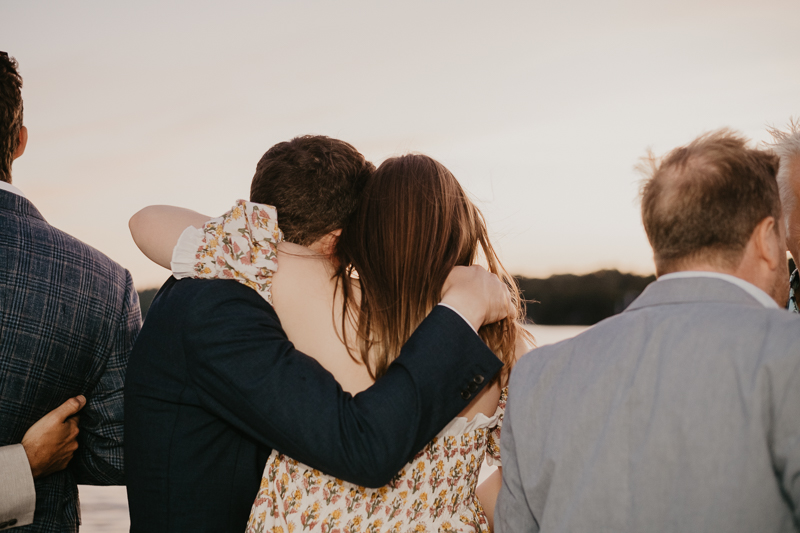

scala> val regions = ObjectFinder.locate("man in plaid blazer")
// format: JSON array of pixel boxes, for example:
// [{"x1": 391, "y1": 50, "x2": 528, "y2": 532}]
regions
[{"x1": 0, "y1": 53, "x2": 141, "y2": 532}]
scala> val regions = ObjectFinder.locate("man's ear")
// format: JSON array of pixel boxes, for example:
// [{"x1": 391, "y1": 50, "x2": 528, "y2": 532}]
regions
[
  {"x1": 318, "y1": 229, "x2": 342, "y2": 257},
  {"x1": 13, "y1": 126, "x2": 27, "y2": 160},
  {"x1": 753, "y1": 216, "x2": 783, "y2": 271}
]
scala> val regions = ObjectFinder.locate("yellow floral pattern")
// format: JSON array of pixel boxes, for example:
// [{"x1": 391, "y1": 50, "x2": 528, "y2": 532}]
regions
[
  {"x1": 245, "y1": 390, "x2": 507, "y2": 533},
  {"x1": 186, "y1": 199, "x2": 283, "y2": 303}
]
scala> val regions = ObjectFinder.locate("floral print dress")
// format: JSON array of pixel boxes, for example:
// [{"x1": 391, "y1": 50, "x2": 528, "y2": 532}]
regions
[
  {"x1": 171, "y1": 201, "x2": 506, "y2": 533},
  {"x1": 171, "y1": 199, "x2": 283, "y2": 303},
  {"x1": 245, "y1": 396, "x2": 505, "y2": 533}
]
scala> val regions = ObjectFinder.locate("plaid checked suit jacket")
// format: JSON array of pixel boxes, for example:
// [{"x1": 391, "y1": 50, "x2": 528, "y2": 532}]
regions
[{"x1": 0, "y1": 189, "x2": 141, "y2": 533}]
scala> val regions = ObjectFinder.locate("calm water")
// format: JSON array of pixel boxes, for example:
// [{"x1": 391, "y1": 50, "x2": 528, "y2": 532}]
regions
[{"x1": 78, "y1": 324, "x2": 589, "y2": 532}]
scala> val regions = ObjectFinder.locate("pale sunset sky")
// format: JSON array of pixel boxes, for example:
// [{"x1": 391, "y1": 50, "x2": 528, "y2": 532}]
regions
[{"x1": 2, "y1": 0, "x2": 799, "y2": 290}]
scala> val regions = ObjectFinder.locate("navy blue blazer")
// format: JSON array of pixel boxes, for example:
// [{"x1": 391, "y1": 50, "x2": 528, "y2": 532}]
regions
[
  {"x1": 0, "y1": 189, "x2": 141, "y2": 533},
  {"x1": 124, "y1": 276, "x2": 502, "y2": 532}
]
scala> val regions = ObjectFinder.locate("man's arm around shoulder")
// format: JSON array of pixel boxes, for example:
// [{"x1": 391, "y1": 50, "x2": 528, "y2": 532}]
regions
[{"x1": 184, "y1": 266, "x2": 507, "y2": 487}]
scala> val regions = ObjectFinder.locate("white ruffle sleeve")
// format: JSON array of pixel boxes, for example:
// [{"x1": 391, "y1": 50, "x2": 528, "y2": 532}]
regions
[{"x1": 170, "y1": 200, "x2": 283, "y2": 304}]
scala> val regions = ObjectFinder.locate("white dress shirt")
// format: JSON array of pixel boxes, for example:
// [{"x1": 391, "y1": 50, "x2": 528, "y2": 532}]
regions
[
  {"x1": 0, "y1": 181, "x2": 25, "y2": 198},
  {"x1": 0, "y1": 444, "x2": 35, "y2": 529},
  {"x1": 658, "y1": 271, "x2": 779, "y2": 309}
]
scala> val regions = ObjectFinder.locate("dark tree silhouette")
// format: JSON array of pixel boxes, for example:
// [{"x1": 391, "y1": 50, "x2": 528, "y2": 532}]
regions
[{"x1": 515, "y1": 270, "x2": 656, "y2": 325}]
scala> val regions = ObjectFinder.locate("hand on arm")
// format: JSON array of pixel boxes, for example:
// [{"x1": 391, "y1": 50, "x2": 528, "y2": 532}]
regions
[
  {"x1": 21, "y1": 396, "x2": 85, "y2": 479},
  {"x1": 440, "y1": 266, "x2": 514, "y2": 330},
  {"x1": 129, "y1": 205, "x2": 210, "y2": 269}
]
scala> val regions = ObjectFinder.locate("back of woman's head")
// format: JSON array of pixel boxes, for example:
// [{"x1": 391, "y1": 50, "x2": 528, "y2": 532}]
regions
[{"x1": 336, "y1": 154, "x2": 527, "y2": 381}]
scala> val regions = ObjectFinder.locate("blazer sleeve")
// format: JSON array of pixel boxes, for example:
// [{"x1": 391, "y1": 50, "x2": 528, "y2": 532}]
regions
[
  {"x1": 72, "y1": 270, "x2": 142, "y2": 485},
  {"x1": 183, "y1": 281, "x2": 503, "y2": 488},
  {"x1": 0, "y1": 444, "x2": 36, "y2": 529}
]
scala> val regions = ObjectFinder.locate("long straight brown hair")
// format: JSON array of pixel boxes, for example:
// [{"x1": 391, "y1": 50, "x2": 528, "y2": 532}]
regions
[{"x1": 334, "y1": 154, "x2": 531, "y2": 383}]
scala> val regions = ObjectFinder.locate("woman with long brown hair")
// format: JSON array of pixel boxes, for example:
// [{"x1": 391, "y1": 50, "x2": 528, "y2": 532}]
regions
[{"x1": 130, "y1": 153, "x2": 532, "y2": 532}]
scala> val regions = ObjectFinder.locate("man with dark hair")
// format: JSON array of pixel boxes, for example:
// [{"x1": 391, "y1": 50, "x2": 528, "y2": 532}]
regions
[
  {"x1": 125, "y1": 134, "x2": 513, "y2": 531},
  {"x1": 497, "y1": 130, "x2": 800, "y2": 532},
  {"x1": 250, "y1": 135, "x2": 374, "y2": 246},
  {"x1": 0, "y1": 52, "x2": 142, "y2": 532}
]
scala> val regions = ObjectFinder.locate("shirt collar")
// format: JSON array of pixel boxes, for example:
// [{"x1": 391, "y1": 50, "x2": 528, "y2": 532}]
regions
[
  {"x1": 0, "y1": 180, "x2": 25, "y2": 198},
  {"x1": 657, "y1": 271, "x2": 779, "y2": 309}
]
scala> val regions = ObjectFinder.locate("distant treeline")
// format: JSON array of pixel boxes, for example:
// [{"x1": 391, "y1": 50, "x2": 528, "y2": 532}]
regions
[
  {"x1": 516, "y1": 270, "x2": 656, "y2": 325},
  {"x1": 137, "y1": 269, "x2": 656, "y2": 325}
]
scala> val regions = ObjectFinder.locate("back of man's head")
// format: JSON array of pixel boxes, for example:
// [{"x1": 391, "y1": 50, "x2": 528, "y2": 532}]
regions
[
  {"x1": 0, "y1": 52, "x2": 24, "y2": 184},
  {"x1": 250, "y1": 135, "x2": 375, "y2": 246},
  {"x1": 640, "y1": 129, "x2": 781, "y2": 275}
]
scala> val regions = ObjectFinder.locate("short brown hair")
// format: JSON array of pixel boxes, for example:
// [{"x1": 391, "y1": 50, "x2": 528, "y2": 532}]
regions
[
  {"x1": 249, "y1": 135, "x2": 374, "y2": 246},
  {"x1": 640, "y1": 129, "x2": 781, "y2": 274},
  {"x1": 0, "y1": 52, "x2": 23, "y2": 183}
]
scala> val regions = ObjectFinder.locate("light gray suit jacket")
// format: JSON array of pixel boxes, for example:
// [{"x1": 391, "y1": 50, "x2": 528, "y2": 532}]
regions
[
  {"x1": 0, "y1": 444, "x2": 35, "y2": 529},
  {"x1": 497, "y1": 277, "x2": 800, "y2": 532}
]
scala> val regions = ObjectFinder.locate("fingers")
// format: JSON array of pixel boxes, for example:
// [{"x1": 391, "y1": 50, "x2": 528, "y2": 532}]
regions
[
  {"x1": 478, "y1": 267, "x2": 512, "y2": 326},
  {"x1": 51, "y1": 395, "x2": 86, "y2": 422},
  {"x1": 441, "y1": 265, "x2": 512, "y2": 329},
  {"x1": 22, "y1": 398, "x2": 83, "y2": 479},
  {"x1": 60, "y1": 416, "x2": 81, "y2": 461},
  {"x1": 484, "y1": 276, "x2": 512, "y2": 325},
  {"x1": 65, "y1": 414, "x2": 81, "y2": 434}
]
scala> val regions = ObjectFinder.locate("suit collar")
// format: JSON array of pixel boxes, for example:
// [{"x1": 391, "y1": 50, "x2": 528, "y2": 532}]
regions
[
  {"x1": 0, "y1": 189, "x2": 46, "y2": 222},
  {"x1": 625, "y1": 276, "x2": 769, "y2": 312},
  {"x1": 657, "y1": 271, "x2": 778, "y2": 308}
]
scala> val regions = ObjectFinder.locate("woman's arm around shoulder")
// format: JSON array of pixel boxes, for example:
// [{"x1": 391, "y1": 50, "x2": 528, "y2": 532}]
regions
[{"x1": 129, "y1": 205, "x2": 211, "y2": 268}]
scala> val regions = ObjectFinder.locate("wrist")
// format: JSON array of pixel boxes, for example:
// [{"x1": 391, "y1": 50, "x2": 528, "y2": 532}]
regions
[
  {"x1": 437, "y1": 303, "x2": 479, "y2": 333},
  {"x1": 439, "y1": 294, "x2": 485, "y2": 331},
  {"x1": 20, "y1": 440, "x2": 41, "y2": 479}
]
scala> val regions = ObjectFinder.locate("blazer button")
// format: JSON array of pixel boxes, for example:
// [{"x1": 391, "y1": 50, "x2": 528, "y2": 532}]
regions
[
  {"x1": 468, "y1": 382, "x2": 480, "y2": 393},
  {"x1": 460, "y1": 390, "x2": 471, "y2": 400},
  {"x1": 473, "y1": 375, "x2": 484, "y2": 384}
]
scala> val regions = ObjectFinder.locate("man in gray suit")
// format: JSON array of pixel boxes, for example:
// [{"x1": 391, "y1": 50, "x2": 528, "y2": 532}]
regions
[{"x1": 497, "y1": 130, "x2": 800, "y2": 532}]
